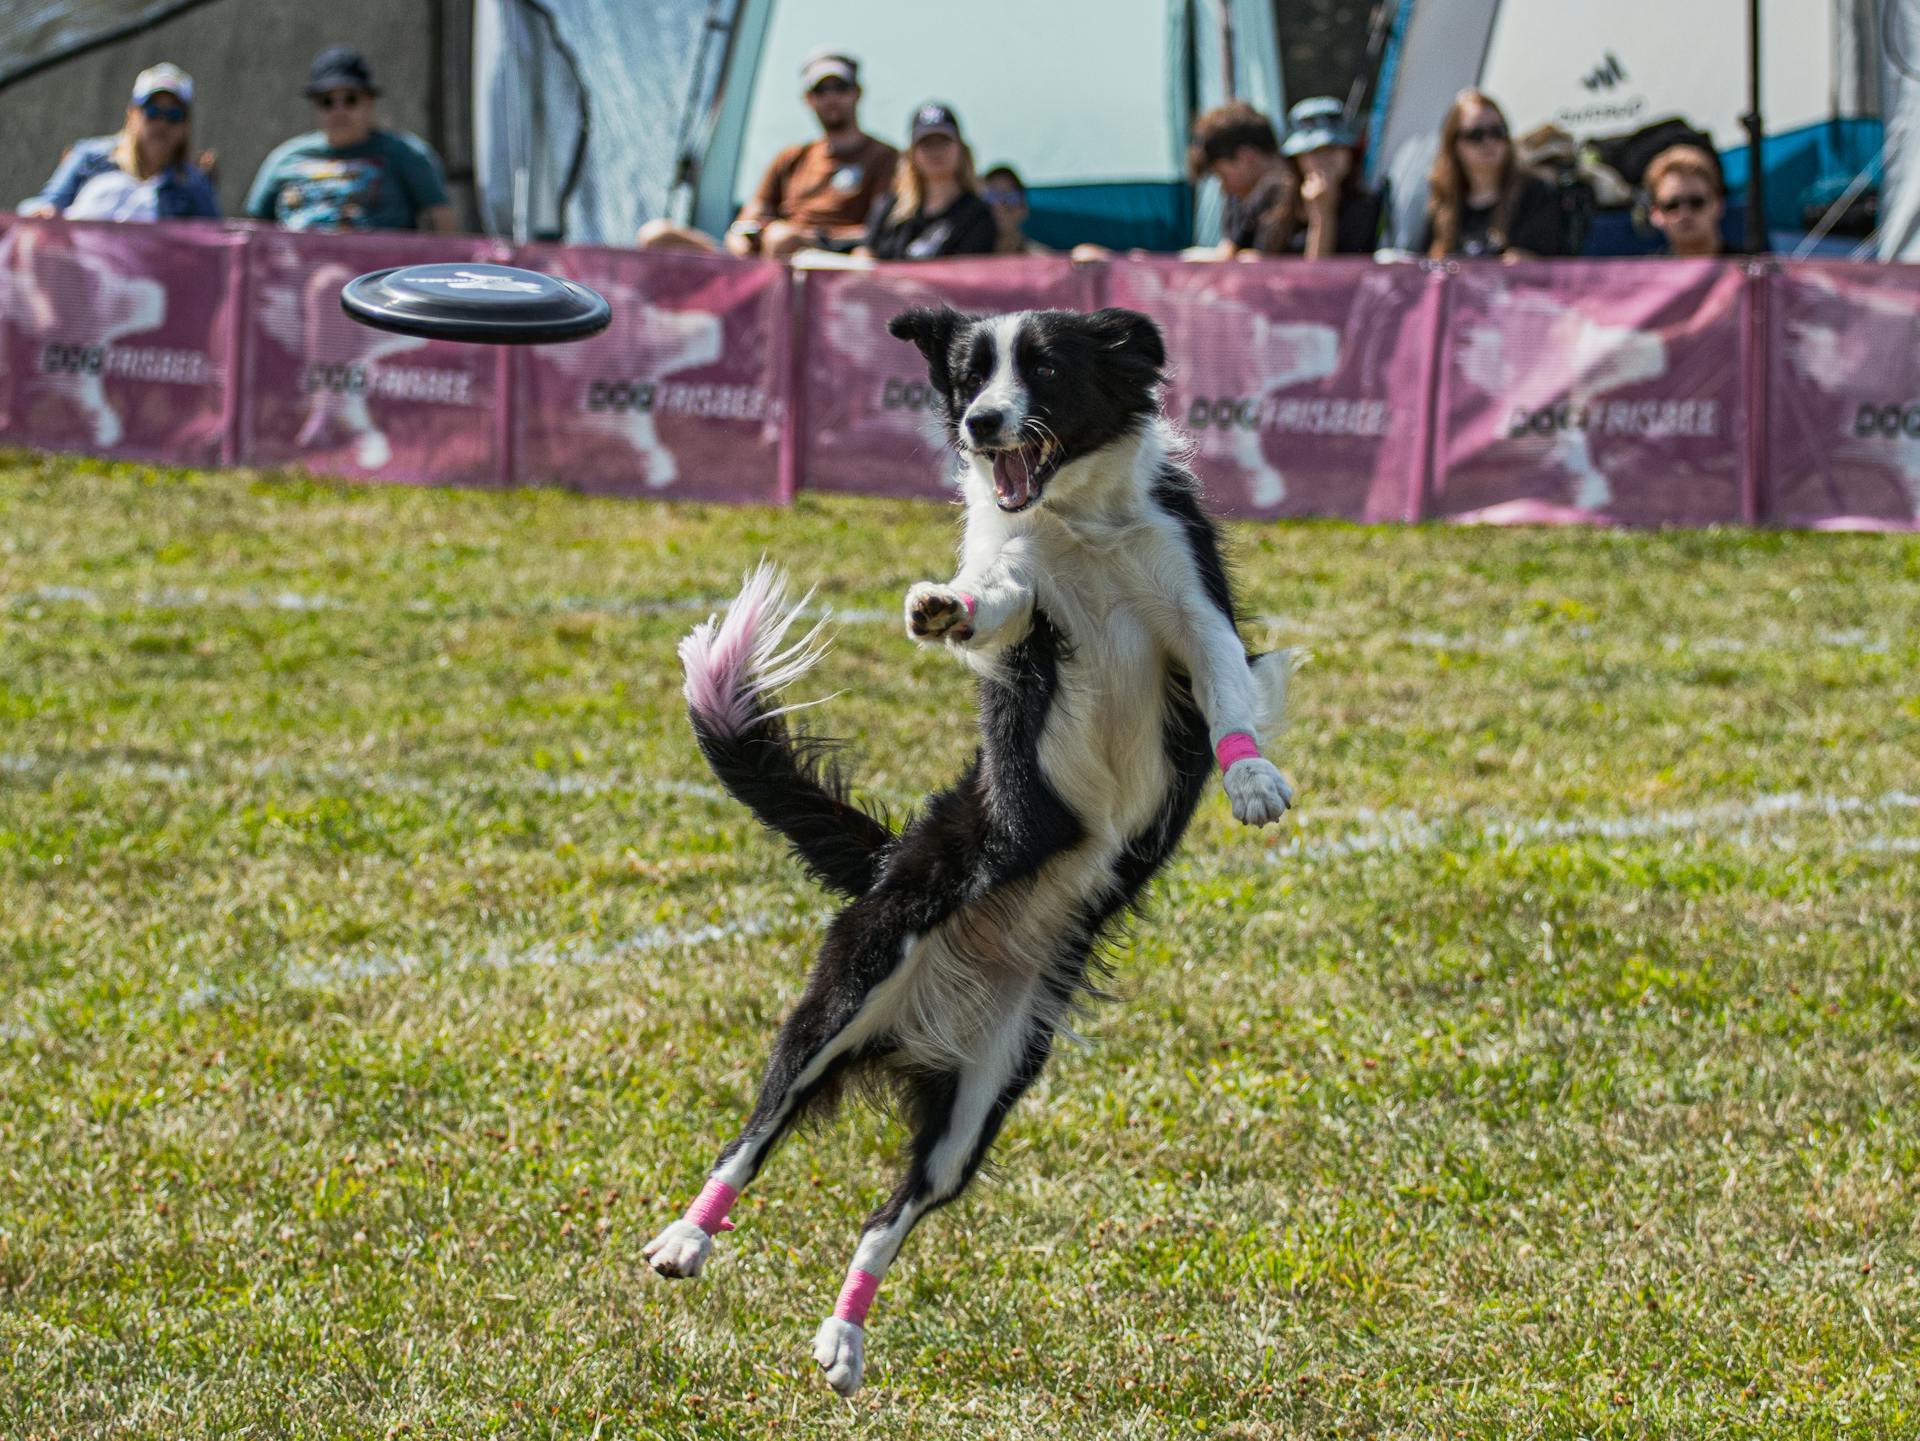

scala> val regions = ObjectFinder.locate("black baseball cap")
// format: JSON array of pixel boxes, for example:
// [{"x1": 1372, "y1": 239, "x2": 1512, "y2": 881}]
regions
[
  {"x1": 306, "y1": 44, "x2": 379, "y2": 97},
  {"x1": 910, "y1": 102, "x2": 962, "y2": 144}
]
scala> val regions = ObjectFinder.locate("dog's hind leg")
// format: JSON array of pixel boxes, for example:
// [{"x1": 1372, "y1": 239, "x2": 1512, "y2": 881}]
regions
[
  {"x1": 644, "y1": 901, "x2": 927, "y2": 1280},
  {"x1": 811, "y1": 1006, "x2": 1058, "y2": 1396}
]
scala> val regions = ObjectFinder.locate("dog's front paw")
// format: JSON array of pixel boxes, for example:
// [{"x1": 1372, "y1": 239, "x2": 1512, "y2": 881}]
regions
[
  {"x1": 812, "y1": 1316, "x2": 866, "y2": 1396},
  {"x1": 642, "y1": 1219, "x2": 713, "y2": 1279},
  {"x1": 1223, "y1": 757, "x2": 1293, "y2": 826},
  {"x1": 904, "y1": 582, "x2": 974, "y2": 643}
]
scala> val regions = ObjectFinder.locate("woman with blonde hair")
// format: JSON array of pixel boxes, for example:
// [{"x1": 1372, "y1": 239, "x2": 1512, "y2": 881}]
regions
[
  {"x1": 21, "y1": 63, "x2": 217, "y2": 222},
  {"x1": 860, "y1": 103, "x2": 996, "y2": 260},
  {"x1": 1419, "y1": 89, "x2": 1563, "y2": 258}
]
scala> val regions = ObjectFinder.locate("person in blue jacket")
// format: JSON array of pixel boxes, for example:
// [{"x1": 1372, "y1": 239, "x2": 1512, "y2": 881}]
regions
[{"x1": 20, "y1": 62, "x2": 219, "y2": 222}]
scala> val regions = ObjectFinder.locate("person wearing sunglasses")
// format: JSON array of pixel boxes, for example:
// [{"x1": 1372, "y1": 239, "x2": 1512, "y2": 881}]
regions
[
  {"x1": 19, "y1": 63, "x2": 218, "y2": 222},
  {"x1": 244, "y1": 46, "x2": 456, "y2": 234},
  {"x1": 1643, "y1": 145, "x2": 1735, "y2": 258},
  {"x1": 981, "y1": 166, "x2": 1051, "y2": 256},
  {"x1": 1420, "y1": 90, "x2": 1565, "y2": 259},
  {"x1": 639, "y1": 50, "x2": 897, "y2": 257}
]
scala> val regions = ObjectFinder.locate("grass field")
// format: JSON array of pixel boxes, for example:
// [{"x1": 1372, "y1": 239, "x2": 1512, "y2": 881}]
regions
[{"x1": 2, "y1": 451, "x2": 1918, "y2": 1439}]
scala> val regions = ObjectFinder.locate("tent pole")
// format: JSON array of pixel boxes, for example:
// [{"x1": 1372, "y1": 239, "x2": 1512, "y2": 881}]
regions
[{"x1": 1743, "y1": 0, "x2": 1768, "y2": 252}]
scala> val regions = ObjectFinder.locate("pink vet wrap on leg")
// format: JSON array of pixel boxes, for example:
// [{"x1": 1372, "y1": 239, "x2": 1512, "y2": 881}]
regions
[
  {"x1": 832, "y1": 1268, "x2": 881, "y2": 1325},
  {"x1": 958, "y1": 592, "x2": 977, "y2": 620},
  {"x1": 1215, "y1": 732, "x2": 1261, "y2": 772},
  {"x1": 683, "y1": 1178, "x2": 737, "y2": 1234}
]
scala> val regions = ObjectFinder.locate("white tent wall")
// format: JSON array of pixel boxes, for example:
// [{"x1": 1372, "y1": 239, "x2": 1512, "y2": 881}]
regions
[
  {"x1": 692, "y1": 0, "x2": 1284, "y2": 251},
  {"x1": 1882, "y1": 1, "x2": 1920, "y2": 260},
  {"x1": 472, "y1": 0, "x2": 734, "y2": 244}
]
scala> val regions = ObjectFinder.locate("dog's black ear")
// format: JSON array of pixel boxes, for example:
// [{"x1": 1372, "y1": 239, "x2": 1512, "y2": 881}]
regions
[
  {"x1": 1085, "y1": 307, "x2": 1166, "y2": 377},
  {"x1": 887, "y1": 305, "x2": 965, "y2": 381}
]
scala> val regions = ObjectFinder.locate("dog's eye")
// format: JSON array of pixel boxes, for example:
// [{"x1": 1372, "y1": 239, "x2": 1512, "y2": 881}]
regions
[{"x1": 1032, "y1": 363, "x2": 1057, "y2": 381}]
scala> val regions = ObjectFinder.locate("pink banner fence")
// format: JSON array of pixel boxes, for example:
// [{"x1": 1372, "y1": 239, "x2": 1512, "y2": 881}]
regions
[{"x1": 1, "y1": 214, "x2": 1916, "y2": 531}]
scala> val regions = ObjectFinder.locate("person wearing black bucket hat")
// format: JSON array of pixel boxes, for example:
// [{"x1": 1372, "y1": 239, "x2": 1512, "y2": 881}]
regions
[
  {"x1": 1280, "y1": 96, "x2": 1384, "y2": 259},
  {"x1": 858, "y1": 103, "x2": 996, "y2": 260},
  {"x1": 245, "y1": 44, "x2": 456, "y2": 234}
]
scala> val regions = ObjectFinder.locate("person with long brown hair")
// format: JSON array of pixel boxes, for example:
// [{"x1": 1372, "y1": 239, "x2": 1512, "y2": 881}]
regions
[
  {"x1": 20, "y1": 63, "x2": 217, "y2": 221},
  {"x1": 859, "y1": 103, "x2": 996, "y2": 260},
  {"x1": 1420, "y1": 90, "x2": 1564, "y2": 259}
]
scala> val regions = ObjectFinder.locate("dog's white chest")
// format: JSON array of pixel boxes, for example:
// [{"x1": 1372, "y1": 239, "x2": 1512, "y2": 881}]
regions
[{"x1": 1034, "y1": 579, "x2": 1175, "y2": 843}]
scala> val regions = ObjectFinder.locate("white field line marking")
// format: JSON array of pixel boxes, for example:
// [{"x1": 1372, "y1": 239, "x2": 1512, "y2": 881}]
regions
[
  {"x1": 5, "y1": 586, "x2": 1903, "y2": 655},
  {"x1": 0, "y1": 750, "x2": 726, "y2": 803},
  {"x1": 281, "y1": 910, "x2": 801, "y2": 992},
  {"x1": 1261, "y1": 790, "x2": 1920, "y2": 865}
]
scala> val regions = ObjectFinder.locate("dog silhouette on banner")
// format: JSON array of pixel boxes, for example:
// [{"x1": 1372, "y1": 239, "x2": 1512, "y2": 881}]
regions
[
  {"x1": 254, "y1": 259, "x2": 428, "y2": 471},
  {"x1": 536, "y1": 275, "x2": 722, "y2": 489},
  {"x1": 1455, "y1": 287, "x2": 1667, "y2": 512},
  {"x1": 1, "y1": 224, "x2": 165, "y2": 448},
  {"x1": 1116, "y1": 266, "x2": 1341, "y2": 510}
]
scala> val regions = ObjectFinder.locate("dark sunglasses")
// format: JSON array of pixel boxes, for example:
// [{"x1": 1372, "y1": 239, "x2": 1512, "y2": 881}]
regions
[
  {"x1": 808, "y1": 79, "x2": 853, "y2": 97},
  {"x1": 140, "y1": 99, "x2": 188, "y2": 123},
  {"x1": 313, "y1": 91, "x2": 368, "y2": 111},
  {"x1": 984, "y1": 186, "x2": 1025, "y2": 205},
  {"x1": 1655, "y1": 193, "x2": 1713, "y2": 214},
  {"x1": 1458, "y1": 125, "x2": 1508, "y2": 145}
]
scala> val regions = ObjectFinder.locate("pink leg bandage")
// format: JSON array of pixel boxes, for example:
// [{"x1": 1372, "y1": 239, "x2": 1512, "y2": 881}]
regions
[
  {"x1": 683, "y1": 1178, "x2": 738, "y2": 1234},
  {"x1": 832, "y1": 1267, "x2": 881, "y2": 1325},
  {"x1": 1215, "y1": 732, "x2": 1261, "y2": 771},
  {"x1": 958, "y1": 592, "x2": 977, "y2": 621}
]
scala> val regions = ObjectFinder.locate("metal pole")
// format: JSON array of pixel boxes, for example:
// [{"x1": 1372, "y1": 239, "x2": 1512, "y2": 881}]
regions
[{"x1": 1743, "y1": 0, "x2": 1768, "y2": 252}]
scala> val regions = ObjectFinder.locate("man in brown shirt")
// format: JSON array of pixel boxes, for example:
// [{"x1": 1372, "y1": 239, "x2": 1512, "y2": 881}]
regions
[{"x1": 637, "y1": 49, "x2": 897, "y2": 258}]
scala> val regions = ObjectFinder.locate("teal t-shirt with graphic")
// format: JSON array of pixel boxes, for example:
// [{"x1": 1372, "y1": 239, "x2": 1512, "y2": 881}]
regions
[{"x1": 245, "y1": 129, "x2": 448, "y2": 232}]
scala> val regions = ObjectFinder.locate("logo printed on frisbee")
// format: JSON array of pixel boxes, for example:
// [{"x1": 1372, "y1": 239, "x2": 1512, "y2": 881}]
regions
[{"x1": 407, "y1": 270, "x2": 547, "y2": 294}]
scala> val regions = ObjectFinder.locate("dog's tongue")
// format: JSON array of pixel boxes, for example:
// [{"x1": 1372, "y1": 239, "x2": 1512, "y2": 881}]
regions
[{"x1": 991, "y1": 448, "x2": 1035, "y2": 510}]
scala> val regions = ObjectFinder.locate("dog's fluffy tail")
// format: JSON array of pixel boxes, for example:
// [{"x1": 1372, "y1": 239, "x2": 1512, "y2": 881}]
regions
[
  {"x1": 679, "y1": 564, "x2": 894, "y2": 898},
  {"x1": 1249, "y1": 647, "x2": 1299, "y2": 740}
]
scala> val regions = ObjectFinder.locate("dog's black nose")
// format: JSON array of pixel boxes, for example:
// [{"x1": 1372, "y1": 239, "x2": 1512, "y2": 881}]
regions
[{"x1": 965, "y1": 408, "x2": 1005, "y2": 444}]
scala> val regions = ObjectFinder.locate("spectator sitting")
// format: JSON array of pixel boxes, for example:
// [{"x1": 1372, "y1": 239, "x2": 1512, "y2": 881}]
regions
[
  {"x1": 1281, "y1": 97, "x2": 1384, "y2": 258},
  {"x1": 1187, "y1": 101, "x2": 1299, "y2": 259},
  {"x1": 245, "y1": 45, "x2": 456, "y2": 233},
  {"x1": 982, "y1": 165, "x2": 1052, "y2": 256},
  {"x1": 1420, "y1": 89, "x2": 1564, "y2": 258},
  {"x1": 1644, "y1": 145, "x2": 1734, "y2": 257},
  {"x1": 20, "y1": 63, "x2": 218, "y2": 222},
  {"x1": 858, "y1": 104, "x2": 996, "y2": 260},
  {"x1": 639, "y1": 49, "x2": 896, "y2": 257}
]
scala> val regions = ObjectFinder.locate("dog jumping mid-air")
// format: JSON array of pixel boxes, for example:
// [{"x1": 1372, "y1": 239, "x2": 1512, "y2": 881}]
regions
[{"x1": 646, "y1": 305, "x2": 1295, "y2": 1395}]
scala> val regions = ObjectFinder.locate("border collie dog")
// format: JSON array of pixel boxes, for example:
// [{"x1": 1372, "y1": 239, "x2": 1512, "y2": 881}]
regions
[{"x1": 646, "y1": 307, "x2": 1294, "y2": 1395}]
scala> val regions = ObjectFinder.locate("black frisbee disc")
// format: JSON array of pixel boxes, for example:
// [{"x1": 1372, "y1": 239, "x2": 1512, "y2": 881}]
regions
[{"x1": 340, "y1": 262, "x2": 612, "y2": 344}]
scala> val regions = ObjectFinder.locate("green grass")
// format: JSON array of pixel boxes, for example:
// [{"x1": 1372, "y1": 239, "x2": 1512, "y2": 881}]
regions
[{"x1": 2, "y1": 450, "x2": 1918, "y2": 1439}]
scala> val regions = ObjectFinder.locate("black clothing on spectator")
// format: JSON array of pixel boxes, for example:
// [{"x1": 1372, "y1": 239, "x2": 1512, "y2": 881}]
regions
[
  {"x1": 1420, "y1": 173, "x2": 1567, "y2": 258},
  {"x1": 1285, "y1": 185, "x2": 1385, "y2": 256},
  {"x1": 1222, "y1": 169, "x2": 1295, "y2": 253},
  {"x1": 865, "y1": 191, "x2": 996, "y2": 259}
]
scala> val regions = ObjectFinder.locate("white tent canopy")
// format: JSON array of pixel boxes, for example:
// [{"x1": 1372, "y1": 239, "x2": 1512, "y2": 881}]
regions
[{"x1": 1370, "y1": 0, "x2": 1885, "y2": 247}]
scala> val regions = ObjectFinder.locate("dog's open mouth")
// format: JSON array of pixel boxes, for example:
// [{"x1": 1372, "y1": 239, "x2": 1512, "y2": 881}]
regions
[{"x1": 981, "y1": 437, "x2": 1063, "y2": 513}]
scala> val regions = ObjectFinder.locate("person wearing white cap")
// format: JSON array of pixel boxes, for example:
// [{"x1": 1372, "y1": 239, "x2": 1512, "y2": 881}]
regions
[
  {"x1": 20, "y1": 62, "x2": 218, "y2": 222},
  {"x1": 638, "y1": 47, "x2": 897, "y2": 256}
]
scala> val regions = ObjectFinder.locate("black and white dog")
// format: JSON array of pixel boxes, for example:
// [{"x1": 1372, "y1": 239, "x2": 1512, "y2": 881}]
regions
[{"x1": 645, "y1": 307, "x2": 1294, "y2": 1395}]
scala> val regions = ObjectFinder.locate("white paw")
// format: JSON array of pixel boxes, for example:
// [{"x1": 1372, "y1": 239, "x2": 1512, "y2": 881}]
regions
[
  {"x1": 812, "y1": 1316, "x2": 866, "y2": 1396},
  {"x1": 1224, "y1": 757, "x2": 1293, "y2": 826},
  {"x1": 904, "y1": 582, "x2": 973, "y2": 643},
  {"x1": 642, "y1": 1219, "x2": 712, "y2": 1279}
]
